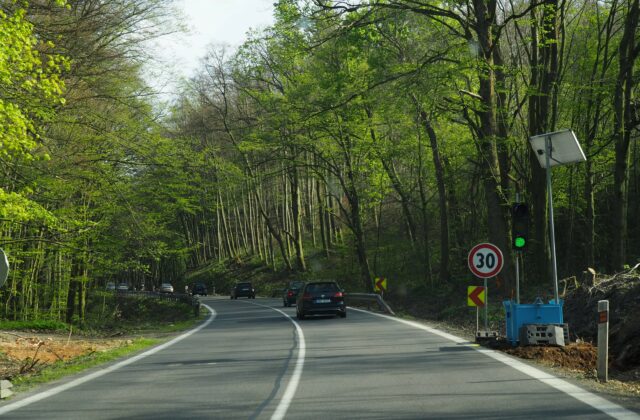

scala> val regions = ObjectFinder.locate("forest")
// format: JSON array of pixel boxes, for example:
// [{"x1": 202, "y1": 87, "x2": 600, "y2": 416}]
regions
[{"x1": 0, "y1": 0, "x2": 638, "y2": 323}]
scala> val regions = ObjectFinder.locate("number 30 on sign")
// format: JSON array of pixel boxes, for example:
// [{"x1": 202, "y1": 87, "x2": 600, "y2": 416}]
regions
[{"x1": 467, "y1": 243, "x2": 504, "y2": 278}]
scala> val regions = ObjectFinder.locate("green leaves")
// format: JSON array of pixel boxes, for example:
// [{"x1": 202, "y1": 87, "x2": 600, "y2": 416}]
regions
[{"x1": 0, "y1": 5, "x2": 67, "y2": 161}]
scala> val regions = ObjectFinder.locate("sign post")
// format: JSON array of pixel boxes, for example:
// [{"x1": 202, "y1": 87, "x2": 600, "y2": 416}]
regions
[{"x1": 468, "y1": 243, "x2": 503, "y2": 338}]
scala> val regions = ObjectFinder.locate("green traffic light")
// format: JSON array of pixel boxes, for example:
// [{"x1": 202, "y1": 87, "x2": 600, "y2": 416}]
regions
[{"x1": 515, "y1": 237, "x2": 526, "y2": 248}]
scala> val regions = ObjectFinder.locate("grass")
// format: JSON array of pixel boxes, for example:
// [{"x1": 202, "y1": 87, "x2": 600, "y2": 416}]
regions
[
  {"x1": 0, "y1": 320, "x2": 69, "y2": 331},
  {"x1": 10, "y1": 337, "x2": 160, "y2": 393}
]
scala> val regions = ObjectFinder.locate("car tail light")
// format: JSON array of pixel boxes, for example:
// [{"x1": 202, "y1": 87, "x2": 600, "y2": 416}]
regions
[
  {"x1": 334, "y1": 292, "x2": 343, "y2": 298},
  {"x1": 303, "y1": 292, "x2": 312, "y2": 301},
  {"x1": 287, "y1": 291, "x2": 294, "y2": 297}
]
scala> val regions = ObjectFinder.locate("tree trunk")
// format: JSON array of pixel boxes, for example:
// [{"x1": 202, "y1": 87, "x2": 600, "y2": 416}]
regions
[
  {"x1": 611, "y1": 0, "x2": 639, "y2": 270},
  {"x1": 418, "y1": 108, "x2": 450, "y2": 284},
  {"x1": 474, "y1": 0, "x2": 513, "y2": 289},
  {"x1": 289, "y1": 165, "x2": 307, "y2": 271},
  {"x1": 527, "y1": 0, "x2": 561, "y2": 283}
]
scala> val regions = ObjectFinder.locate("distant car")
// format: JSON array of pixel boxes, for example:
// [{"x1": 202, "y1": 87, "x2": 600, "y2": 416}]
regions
[
  {"x1": 106, "y1": 282, "x2": 116, "y2": 291},
  {"x1": 191, "y1": 282, "x2": 207, "y2": 296},
  {"x1": 296, "y1": 281, "x2": 346, "y2": 320},
  {"x1": 231, "y1": 282, "x2": 255, "y2": 299},
  {"x1": 116, "y1": 283, "x2": 129, "y2": 291},
  {"x1": 283, "y1": 281, "x2": 305, "y2": 307},
  {"x1": 159, "y1": 283, "x2": 174, "y2": 294}
]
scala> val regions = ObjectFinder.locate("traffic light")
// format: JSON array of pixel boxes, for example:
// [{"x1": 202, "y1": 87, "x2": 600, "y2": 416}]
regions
[{"x1": 512, "y1": 203, "x2": 529, "y2": 251}]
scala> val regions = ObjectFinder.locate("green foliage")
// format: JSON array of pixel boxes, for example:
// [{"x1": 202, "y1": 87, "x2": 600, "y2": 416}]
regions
[
  {"x1": 0, "y1": 188, "x2": 58, "y2": 226},
  {"x1": 0, "y1": 319, "x2": 68, "y2": 331},
  {"x1": 82, "y1": 293, "x2": 196, "y2": 332},
  {"x1": 0, "y1": 5, "x2": 67, "y2": 161}
]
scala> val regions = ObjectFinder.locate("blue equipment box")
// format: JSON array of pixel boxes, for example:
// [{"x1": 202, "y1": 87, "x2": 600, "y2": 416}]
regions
[{"x1": 503, "y1": 298, "x2": 564, "y2": 345}]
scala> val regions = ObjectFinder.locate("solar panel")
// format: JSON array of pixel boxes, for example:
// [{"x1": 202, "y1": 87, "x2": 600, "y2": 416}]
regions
[{"x1": 529, "y1": 129, "x2": 587, "y2": 168}]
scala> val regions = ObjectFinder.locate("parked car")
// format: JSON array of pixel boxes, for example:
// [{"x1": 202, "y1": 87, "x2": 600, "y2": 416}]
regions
[
  {"x1": 191, "y1": 282, "x2": 207, "y2": 296},
  {"x1": 106, "y1": 282, "x2": 116, "y2": 291},
  {"x1": 159, "y1": 283, "x2": 174, "y2": 294},
  {"x1": 231, "y1": 282, "x2": 255, "y2": 299},
  {"x1": 296, "y1": 281, "x2": 346, "y2": 320},
  {"x1": 116, "y1": 283, "x2": 129, "y2": 291},
  {"x1": 282, "y1": 281, "x2": 305, "y2": 307}
]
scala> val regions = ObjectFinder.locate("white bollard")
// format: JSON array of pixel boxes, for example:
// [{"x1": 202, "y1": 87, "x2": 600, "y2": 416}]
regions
[
  {"x1": 597, "y1": 300, "x2": 609, "y2": 382},
  {"x1": 0, "y1": 380, "x2": 13, "y2": 399}
]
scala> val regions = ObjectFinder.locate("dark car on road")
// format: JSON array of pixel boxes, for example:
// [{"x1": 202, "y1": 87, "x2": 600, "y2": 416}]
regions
[
  {"x1": 191, "y1": 282, "x2": 208, "y2": 296},
  {"x1": 231, "y1": 282, "x2": 255, "y2": 299},
  {"x1": 296, "y1": 281, "x2": 346, "y2": 320},
  {"x1": 282, "y1": 281, "x2": 305, "y2": 307}
]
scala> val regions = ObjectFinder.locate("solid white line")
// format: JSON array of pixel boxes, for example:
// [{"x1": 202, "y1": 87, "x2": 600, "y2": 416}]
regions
[
  {"x1": 349, "y1": 307, "x2": 640, "y2": 420},
  {"x1": 0, "y1": 305, "x2": 217, "y2": 416},
  {"x1": 267, "y1": 307, "x2": 305, "y2": 420},
  {"x1": 239, "y1": 300, "x2": 305, "y2": 420}
]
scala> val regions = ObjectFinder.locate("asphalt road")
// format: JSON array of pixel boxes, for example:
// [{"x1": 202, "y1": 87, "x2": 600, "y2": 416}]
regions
[{"x1": 1, "y1": 297, "x2": 638, "y2": 419}]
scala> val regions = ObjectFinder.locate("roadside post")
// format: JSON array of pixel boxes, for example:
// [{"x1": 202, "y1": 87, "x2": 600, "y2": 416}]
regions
[
  {"x1": 0, "y1": 249, "x2": 9, "y2": 289},
  {"x1": 468, "y1": 243, "x2": 503, "y2": 340},
  {"x1": 0, "y1": 380, "x2": 12, "y2": 399},
  {"x1": 597, "y1": 300, "x2": 609, "y2": 382}
]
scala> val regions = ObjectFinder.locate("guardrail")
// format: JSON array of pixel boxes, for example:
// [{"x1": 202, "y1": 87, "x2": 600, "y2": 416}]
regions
[
  {"x1": 345, "y1": 293, "x2": 395, "y2": 316},
  {"x1": 113, "y1": 290, "x2": 200, "y2": 317}
]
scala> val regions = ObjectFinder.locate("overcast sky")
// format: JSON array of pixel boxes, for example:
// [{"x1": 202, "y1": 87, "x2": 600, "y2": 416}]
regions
[{"x1": 148, "y1": 0, "x2": 275, "y2": 99}]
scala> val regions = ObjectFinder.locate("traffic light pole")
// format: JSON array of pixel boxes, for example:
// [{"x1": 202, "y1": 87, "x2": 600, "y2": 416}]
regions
[
  {"x1": 546, "y1": 136, "x2": 560, "y2": 303},
  {"x1": 514, "y1": 193, "x2": 521, "y2": 305},
  {"x1": 515, "y1": 252, "x2": 520, "y2": 304}
]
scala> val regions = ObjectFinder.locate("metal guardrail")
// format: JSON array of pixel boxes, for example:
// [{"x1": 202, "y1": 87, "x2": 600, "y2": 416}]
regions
[{"x1": 345, "y1": 293, "x2": 395, "y2": 316}]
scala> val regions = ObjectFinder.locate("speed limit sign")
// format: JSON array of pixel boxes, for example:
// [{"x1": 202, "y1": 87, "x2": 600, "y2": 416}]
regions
[{"x1": 468, "y1": 243, "x2": 503, "y2": 278}]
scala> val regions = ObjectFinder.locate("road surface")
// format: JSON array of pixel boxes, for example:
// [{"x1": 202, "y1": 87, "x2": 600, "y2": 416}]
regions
[{"x1": 1, "y1": 297, "x2": 638, "y2": 419}]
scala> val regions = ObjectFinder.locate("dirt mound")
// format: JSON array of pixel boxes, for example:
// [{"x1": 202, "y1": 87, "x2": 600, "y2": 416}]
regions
[
  {"x1": 503, "y1": 342, "x2": 597, "y2": 372},
  {"x1": 0, "y1": 332, "x2": 129, "y2": 379},
  {"x1": 563, "y1": 268, "x2": 640, "y2": 371}
]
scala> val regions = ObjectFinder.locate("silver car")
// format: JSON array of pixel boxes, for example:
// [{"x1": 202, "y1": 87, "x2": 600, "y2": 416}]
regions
[{"x1": 159, "y1": 283, "x2": 174, "y2": 294}]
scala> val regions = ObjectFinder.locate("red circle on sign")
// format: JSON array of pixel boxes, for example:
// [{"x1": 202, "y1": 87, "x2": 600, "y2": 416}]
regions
[{"x1": 468, "y1": 243, "x2": 504, "y2": 278}]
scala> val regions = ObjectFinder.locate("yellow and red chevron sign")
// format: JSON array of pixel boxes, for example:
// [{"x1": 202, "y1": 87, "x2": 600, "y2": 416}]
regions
[
  {"x1": 467, "y1": 286, "x2": 486, "y2": 307},
  {"x1": 374, "y1": 277, "x2": 387, "y2": 292}
]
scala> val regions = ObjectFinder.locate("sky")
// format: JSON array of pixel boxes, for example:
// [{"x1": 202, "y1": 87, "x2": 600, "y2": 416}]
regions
[{"x1": 148, "y1": 0, "x2": 275, "y2": 99}]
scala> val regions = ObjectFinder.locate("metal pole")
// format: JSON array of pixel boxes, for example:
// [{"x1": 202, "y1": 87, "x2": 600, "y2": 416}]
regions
[
  {"x1": 515, "y1": 253, "x2": 520, "y2": 304},
  {"x1": 484, "y1": 278, "x2": 488, "y2": 332},
  {"x1": 546, "y1": 136, "x2": 560, "y2": 303},
  {"x1": 514, "y1": 193, "x2": 520, "y2": 304}
]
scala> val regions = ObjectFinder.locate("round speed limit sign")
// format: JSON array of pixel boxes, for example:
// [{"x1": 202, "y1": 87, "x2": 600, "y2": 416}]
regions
[{"x1": 468, "y1": 243, "x2": 504, "y2": 278}]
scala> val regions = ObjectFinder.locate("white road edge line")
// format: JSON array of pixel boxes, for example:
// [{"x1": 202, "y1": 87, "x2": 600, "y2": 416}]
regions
[
  {"x1": 349, "y1": 307, "x2": 640, "y2": 420},
  {"x1": 0, "y1": 304, "x2": 217, "y2": 416},
  {"x1": 242, "y1": 301, "x2": 305, "y2": 420}
]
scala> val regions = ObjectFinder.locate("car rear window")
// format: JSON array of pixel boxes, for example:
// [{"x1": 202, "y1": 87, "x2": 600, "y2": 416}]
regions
[
  {"x1": 290, "y1": 281, "x2": 304, "y2": 289},
  {"x1": 306, "y1": 282, "x2": 338, "y2": 292},
  {"x1": 237, "y1": 282, "x2": 252, "y2": 287}
]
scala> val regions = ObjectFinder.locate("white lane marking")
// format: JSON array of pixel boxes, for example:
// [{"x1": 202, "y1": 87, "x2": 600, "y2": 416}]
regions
[
  {"x1": 240, "y1": 300, "x2": 305, "y2": 420},
  {"x1": 0, "y1": 305, "x2": 217, "y2": 416},
  {"x1": 350, "y1": 307, "x2": 640, "y2": 420}
]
